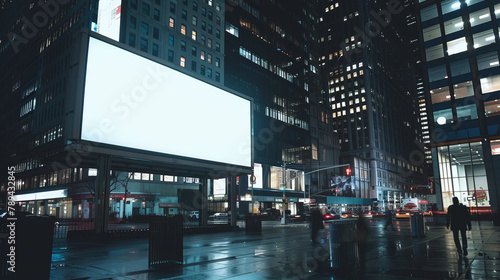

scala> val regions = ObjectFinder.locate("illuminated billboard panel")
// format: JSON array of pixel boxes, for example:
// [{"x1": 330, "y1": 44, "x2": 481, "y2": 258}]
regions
[
  {"x1": 81, "y1": 37, "x2": 252, "y2": 167},
  {"x1": 97, "y1": 0, "x2": 121, "y2": 41}
]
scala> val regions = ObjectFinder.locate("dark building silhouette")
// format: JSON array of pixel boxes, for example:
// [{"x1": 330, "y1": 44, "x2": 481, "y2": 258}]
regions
[{"x1": 318, "y1": 0, "x2": 429, "y2": 211}]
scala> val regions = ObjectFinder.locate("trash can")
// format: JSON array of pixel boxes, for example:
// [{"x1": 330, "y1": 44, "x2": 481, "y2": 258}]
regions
[
  {"x1": 1, "y1": 215, "x2": 55, "y2": 280},
  {"x1": 329, "y1": 218, "x2": 358, "y2": 269},
  {"x1": 410, "y1": 212, "x2": 425, "y2": 237},
  {"x1": 245, "y1": 214, "x2": 262, "y2": 234},
  {"x1": 149, "y1": 215, "x2": 183, "y2": 268}
]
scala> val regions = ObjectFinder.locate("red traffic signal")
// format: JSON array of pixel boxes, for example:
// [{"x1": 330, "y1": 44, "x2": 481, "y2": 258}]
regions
[{"x1": 345, "y1": 167, "x2": 352, "y2": 176}]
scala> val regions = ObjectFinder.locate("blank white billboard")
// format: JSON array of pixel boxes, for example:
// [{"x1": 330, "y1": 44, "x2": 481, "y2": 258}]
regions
[{"x1": 81, "y1": 37, "x2": 252, "y2": 167}]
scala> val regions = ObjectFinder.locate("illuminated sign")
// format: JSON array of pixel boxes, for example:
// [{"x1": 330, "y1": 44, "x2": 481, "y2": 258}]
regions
[
  {"x1": 97, "y1": 0, "x2": 122, "y2": 41},
  {"x1": 214, "y1": 178, "x2": 226, "y2": 195},
  {"x1": 14, "y1": 189, "x2": 68, "y2": 201},
  {"x1": 81, "y1": 37, "x2": 252, "y2": 167},
  {"x1": 248, "y1": 163, "x2": 263, "y2": 188}
]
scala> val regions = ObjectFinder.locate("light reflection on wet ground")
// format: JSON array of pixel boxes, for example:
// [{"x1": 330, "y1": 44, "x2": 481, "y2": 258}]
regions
[{"x1": 49, "y1": 219, "x2": 500, "y2": 279}]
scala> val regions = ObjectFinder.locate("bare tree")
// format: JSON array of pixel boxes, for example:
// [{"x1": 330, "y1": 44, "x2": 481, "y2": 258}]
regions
[{"x1": 78, "y1": 170, "x2": 132, "y2": 198}]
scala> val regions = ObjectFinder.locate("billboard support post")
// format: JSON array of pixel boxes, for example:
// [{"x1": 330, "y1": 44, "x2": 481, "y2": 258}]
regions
[
  {"x1": 95, "y1": 155, "x2": 111, "y2": 235},
  {"x1": 199, "y1": 178, "x2": 208, "y2": 226},
  {"x1": 230, "y1": 174, "x2": 238, "y2": 227}
]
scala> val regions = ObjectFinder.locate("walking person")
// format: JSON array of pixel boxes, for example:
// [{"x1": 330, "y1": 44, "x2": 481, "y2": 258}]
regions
[
  {"x1": 310, "y1": 208, "x2": 324, "y2": 244},
  {"x1": 383, "y1": 208, "x2": 395, "y2": 231},
  {"x1": 446, "y1": 197, "x2": 472, "y2": 257}
]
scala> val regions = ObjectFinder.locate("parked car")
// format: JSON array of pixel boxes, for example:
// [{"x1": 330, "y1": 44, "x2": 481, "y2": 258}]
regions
[
  {"x1": 189, "y1": 211, "x2": 199, "y2": 220},
  {"x1": 209, "y1": 212, "x2": 228, "y2": 220},
  {"x1": 261, "y1": 208, "x2": 281, "y2": 220}
]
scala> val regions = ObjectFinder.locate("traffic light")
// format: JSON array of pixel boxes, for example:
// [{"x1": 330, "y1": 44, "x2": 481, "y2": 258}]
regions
[{"x1": 345, "y1": 167, "x2": 352, "y2": 176}]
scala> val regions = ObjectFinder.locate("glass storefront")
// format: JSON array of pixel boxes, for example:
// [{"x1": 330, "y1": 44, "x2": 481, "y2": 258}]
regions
[{"x1": 437, "y1": 142, "x2": 490, "y2": 209}]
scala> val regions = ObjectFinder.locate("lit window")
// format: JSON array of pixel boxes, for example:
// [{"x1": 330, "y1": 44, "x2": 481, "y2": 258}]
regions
[
  {"x1": 192, "y1": 30, "x2": 197, "y2": 40},
  {"x1": 200, "y1": 50, "x2": 205, "y2": 60},
  {"x1": 181, "y1": 24, "x2": 186, "y2": 35},
  {"x1": 169, "y1": 17, "x2": 175, "y2": 28},
  {"x1": 180, "y1": 56, "x2": 186, "y2": 67}
]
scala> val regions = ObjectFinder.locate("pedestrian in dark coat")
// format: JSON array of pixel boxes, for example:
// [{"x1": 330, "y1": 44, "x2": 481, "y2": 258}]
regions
[
  {"x1": 383, "y1": 208, "x2": 395, "y2": 231},
  {"x1": 311, "y1": 208, "x2": 324, "y2": 244},
  {"x1": 446, "y1": 197, "x2": 472, "y2": 256}
]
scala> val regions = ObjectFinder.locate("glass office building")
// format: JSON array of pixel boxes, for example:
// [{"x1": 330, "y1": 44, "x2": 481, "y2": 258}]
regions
[
  {"x1": 319, "y1": 0, "x2": 429, "y2": 211},
  {"x1": 417, "y1": 0, "x2": 500, "y2": 222}
]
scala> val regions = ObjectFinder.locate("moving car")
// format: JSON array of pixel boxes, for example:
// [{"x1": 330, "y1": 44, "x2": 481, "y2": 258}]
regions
[
  {"x1": 340, "y1": 213, "x2": 353, "y2": 219},
  {"x1": 360, "y1": 211, "x2": 373, "y2": 219},
  {"x1": 395, "y1": 210, "x2": 411, "y2": 219},
  {"x1": 323, "y1": 212, "x2": 340, "y2": 220}
]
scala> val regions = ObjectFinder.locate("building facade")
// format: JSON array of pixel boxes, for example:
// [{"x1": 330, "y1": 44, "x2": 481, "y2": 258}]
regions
[
  {"x1": 224, "y1": 0, "x2": 340, "y2": 214},
  {"x1": 318, "y1": 0, "x2": 429, "y2": 211},
  {"x1": 0, "y1": 0, "x2": 340, "y2": 219},
  {"x1": 0, "y1": 0, "x2": 240, "y2": 220},
  {"x1": 416, "y1": 0, "x2": 500, "y2": 223}
]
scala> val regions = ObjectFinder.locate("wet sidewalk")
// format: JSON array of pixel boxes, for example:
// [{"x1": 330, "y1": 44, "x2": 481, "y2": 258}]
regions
[{"x1": 49, "y1": 219, "x2": 500, "y2": 280}]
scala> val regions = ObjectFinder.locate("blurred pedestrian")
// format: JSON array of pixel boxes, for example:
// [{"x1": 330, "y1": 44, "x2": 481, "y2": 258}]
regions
[
  {"x1": 311, "y1": 208, "x2": 324, "y2": 244},
  {"x1": 446, "y1": 197, "x2": 472, "y2": 256},
  {"x1": 357, "y1": 213, "x2": 370, "y2": 277},
  {"x1": 383, "y1": 208, "x2": 395, "y2": 231}
]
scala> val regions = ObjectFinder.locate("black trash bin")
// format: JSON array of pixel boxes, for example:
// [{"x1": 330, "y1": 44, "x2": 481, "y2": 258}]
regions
[
  {"x1": 329, "y1": 218, "x2": 358, "y2": 269},
  {"x1": 245, "y1": 214, "x2": 262, "y2": 234},
  {"x1": 1, "y1": 215, "x2": 55, "y2": 280},
  {"x1": 410, "y1": 212, "x2": 425, "y2": 237},
  {"x1": 149, "y1": 215, "x2": 183, "y2": 268}
]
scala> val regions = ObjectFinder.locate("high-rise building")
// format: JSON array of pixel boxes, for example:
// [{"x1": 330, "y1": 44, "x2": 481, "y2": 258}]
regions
[
  {"x1": 0, "y1": 0, "x2": 245, "y2": 220},
  {"x1": 224, "y1": 0, "x2": 339, "y2": 214},
  {"x1": 0, "y1": 0, "x2": 339, "y2": 220},
  {"x1": 416, "y1": 0, "x2": 500, "y2": 223},
  {"x1": 318, "y1": 0, "x2": 428, "y2": 211},
  {"x1": 405, "y1": 0, "x2": 434, "y2": 167}
]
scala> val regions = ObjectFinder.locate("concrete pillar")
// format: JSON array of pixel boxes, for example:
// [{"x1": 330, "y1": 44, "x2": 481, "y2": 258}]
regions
[
  {"x1": 230, "y1": 174, "x2": 238, "y2": 227},
  {"x1": 199, "y1": 178, "x2": 208, "y2": 226},
  {"x1": 95, "y1": 155, "x2": 111, "y2": 234}
]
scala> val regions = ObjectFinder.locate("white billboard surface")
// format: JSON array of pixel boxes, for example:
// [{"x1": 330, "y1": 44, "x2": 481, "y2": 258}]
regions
[
  {"x1": 214, "y1": 178, "x2": 227, "y2": 196},
  {"x1": 81, "y1": 37, "x2": 252, "y2": 167},
  {"x1": 97, "y1": 0, "x2": 121, "y2": 41},
  {"x1": 248, "y1": 163, "x2": 263, "y2": 188}
]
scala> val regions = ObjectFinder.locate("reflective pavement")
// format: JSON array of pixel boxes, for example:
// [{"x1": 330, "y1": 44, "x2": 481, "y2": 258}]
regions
[{"x1": 49, "y1": 219, "x2": 500, "y2": 279}]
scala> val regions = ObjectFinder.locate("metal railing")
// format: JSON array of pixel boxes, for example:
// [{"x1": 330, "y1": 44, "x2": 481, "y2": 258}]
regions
[{"x1": 53, "y1": 219, "x2": 95, "y2": 239}]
